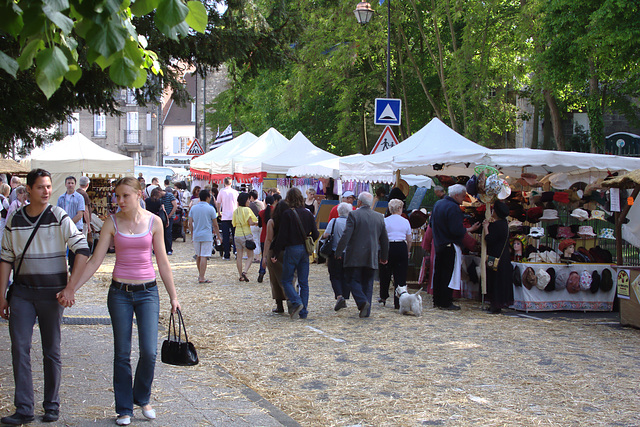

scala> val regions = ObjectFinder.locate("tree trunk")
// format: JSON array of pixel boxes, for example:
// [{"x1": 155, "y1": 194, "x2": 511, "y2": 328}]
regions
[
  {"x1": 532, "y1": 102, "x2": 539, "y2": 149},
  {"x1": 398, "y1": 26, "x2": 442, "y2": 119},
  {"x1": 543, "y1": 89, "x2": 564, "y2": 150}
]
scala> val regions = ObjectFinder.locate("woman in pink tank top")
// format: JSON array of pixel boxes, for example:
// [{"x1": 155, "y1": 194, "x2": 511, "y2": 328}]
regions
[{"x1": 58, "y1": 177, "x2": 180, "y2": 426}]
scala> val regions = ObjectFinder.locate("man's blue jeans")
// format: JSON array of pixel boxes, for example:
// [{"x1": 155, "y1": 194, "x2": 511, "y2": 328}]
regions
[
  {"x1": 107, "y1": 285, "x2": 160, "y2": 417},
  {"x1": 281, "y1": 244, "x2": 310, "y2": 317}
]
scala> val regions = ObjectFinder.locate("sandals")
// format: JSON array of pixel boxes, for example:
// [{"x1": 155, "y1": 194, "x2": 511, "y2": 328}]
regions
[{"x1": 239, "y1": 273, "x2": 250, "y2": 282}]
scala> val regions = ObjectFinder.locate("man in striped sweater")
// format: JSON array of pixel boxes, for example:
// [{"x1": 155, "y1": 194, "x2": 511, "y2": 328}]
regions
[{"x1": 0, "y1": 168, "x2": 90, "y2": 425}]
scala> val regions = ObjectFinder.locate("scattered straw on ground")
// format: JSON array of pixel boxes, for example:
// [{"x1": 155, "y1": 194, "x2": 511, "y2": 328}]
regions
[{"x1": 5, "y1": 237, "x2": 640, "y2": 426}]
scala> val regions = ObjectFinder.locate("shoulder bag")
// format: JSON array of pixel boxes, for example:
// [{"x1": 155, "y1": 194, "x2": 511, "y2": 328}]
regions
[
  {"x1": 161, "y1": 308, "x2": 199, "y2": 366},
  {"x1": 319, "y1": 220, "x2": 335, "y2": 259},
  {"x1": 292, "y1": 208, "x2": 314, "y2": 255},
  {"x1": 486, "y1": 226, "x2": 509, "y2": 272}
]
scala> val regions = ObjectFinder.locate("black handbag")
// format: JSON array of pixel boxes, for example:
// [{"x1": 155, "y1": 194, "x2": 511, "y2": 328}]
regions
[
  {"x1": 319, "y1": 220, "x2": 335, "y2": 259},
  {"x1": 161, "y1": 309, "x2": 199, "y2": 366},
  {"x1": 245, "y1": 239, "x2": 256, "y2": 250}
]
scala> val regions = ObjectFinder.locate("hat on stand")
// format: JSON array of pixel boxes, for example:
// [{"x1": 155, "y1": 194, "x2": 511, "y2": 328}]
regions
[
  {"x1": 579, "y1": 270, "x2": 592, "y2": 291},
  {"x1": 528, "y1": 227, "x2": 545, "y2": 238},
  {"x1": 545, "y1": 268, "x2": 556, "y2": 292},
  {"x1": 570, "y1": 208, "x2": 590, "y2": 221},
  {"x1": 557, "y1": 226, "x2": 575, "y2": 239},
  {"x1": 598, "y1": 228, "x2": 615, "y2": 240},
  {"x1": 577, "y1": 225, "x2": 596, "y2": 238},
  {"x1": 522, "y1": 267, "x2": 537, "y2": 290},
  {"x1": 590, "y1": 210, "x2": 606, "y2": 221},
  {"x1": 540, "y1": 209, "x2": 559, "y2": 221},
  {"x1": 567, "y1": 271, "x2": 581, "y2": 293},
  {"x1": 536, "y1": 269, "x2": 551, "y2": 290}
]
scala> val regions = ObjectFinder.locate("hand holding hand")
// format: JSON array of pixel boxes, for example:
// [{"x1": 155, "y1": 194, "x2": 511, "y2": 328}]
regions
[{"x1": 56, "y1": 287, "x2": 76, "y2": 308}]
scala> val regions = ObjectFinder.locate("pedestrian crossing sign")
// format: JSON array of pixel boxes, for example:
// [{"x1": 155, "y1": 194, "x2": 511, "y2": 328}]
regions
[
  {"x1": 370, "y1": 126, "x2": 399, "y2": 154},
  {"x1": 374, "y1": 98, "x2": 401, "y2": 126},
  {"x1": 186, "y1": 138, "x2": 205, "y2": 156}
]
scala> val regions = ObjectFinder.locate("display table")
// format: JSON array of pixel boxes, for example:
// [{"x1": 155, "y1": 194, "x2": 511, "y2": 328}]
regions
[{"x1": 511, "y1": 262, "x2": 616, "y2": 312}]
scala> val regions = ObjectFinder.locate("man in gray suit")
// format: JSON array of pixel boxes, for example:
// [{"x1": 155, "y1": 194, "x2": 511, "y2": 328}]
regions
[{"x1": 335, "y1": 192, "x2": 389, "y2": 318}]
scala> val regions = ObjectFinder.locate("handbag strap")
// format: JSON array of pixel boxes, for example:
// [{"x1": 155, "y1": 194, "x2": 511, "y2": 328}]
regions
[
  {"x1": 496, "y1": 222, "x2": 509, "y2": 259},
  {"x1": 16, "y1": 205, "x2": 51, "y2": 277},
  {"x1": 176, "y1": 308, "x2": 189, "y2": 343},
  {"x1": 291, "y1": 208, "x2": 309, "y2": 242}
]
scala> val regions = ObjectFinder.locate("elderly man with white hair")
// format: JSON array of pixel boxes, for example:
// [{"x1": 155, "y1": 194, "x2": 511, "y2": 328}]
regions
[
  {"x1": 335, "y1": 192, "x2": 389, "y2": 318},
  {"x1": 429, "y1": 184, "x2": 480, "y2": 310}
]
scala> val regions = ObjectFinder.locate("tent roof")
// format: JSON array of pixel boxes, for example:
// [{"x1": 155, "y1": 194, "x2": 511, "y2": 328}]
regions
[
  {"x1": 190, "y1": 131, "x2": 258, "y2": 177},
  {"x1": 482, "y1": 148, "x2": 640, "y2": 177},
  {"x1": 342, "y1": 118, "x2": 489, "y2": 183},
  {"x1": 27, "y1": 133, "x2": 134, "y2": 176},
  {"x1": 288, "y1": 154, "x2": 364, "y2": 179},
  {"x1": 237, "y1": 131, "x2": 337, "y2": 176},
  {"x1": 0, "y1": 159, "x2": 29, "y2": 174}
]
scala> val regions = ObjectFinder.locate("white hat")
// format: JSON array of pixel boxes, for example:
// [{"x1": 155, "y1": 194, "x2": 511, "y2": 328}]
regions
[
  {"x1": 578, "y1": 225, "x2": 596, "y2": 238},
  {"x1": 342, "y1": 190, "x2": 355, "y2": 198},
  {"x1": 570, "y1": 208, "x2": 589, "y2": 221},
  {"x1": 540, "y1": 209, "x2": 559, "y2": 221},
  {"x1": 528, "y1": 226, "x2": 544, "y2": 238},
  {"x1": 536, "y1": 269, "x2": 551, "y2": 290}
]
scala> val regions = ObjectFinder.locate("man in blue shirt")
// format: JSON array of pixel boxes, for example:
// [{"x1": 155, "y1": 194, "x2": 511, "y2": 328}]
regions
[
  {"x1": 188, "y1": 189, "x2": 221, "y2": 283},
  {"x1": 56, "y1": 176, "x2": 85, "y2": 272}
]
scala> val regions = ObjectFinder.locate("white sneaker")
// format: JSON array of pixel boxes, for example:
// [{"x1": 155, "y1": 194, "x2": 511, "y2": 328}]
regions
[
  {"x1": 115, "y1": 415, "x2": 131, "y2": 425},
  {"x1": 141, "y1": 407, "x2": 156, "y2": 420}
]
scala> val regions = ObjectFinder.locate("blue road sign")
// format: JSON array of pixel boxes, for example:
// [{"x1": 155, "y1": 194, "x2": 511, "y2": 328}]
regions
[{"x1": 374, "y1": 98, "x2": 402, "y2": 126}]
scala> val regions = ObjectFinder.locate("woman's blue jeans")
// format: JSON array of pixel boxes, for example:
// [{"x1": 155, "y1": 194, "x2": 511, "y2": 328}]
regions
[
  {"x1": 281, "y1": 244, "x2": 310, "y2": 317},
  {"x1": 107, "y1": 285, "x2": 160, "y2": 417}
]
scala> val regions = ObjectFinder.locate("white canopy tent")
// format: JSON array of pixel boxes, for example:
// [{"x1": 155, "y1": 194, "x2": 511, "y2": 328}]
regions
[
  {"x1": 23, "y1": 133, "x2": 134, "y2": 199},
  {"x1": 237, "y1": 131, "x2": 338, "y2": 178},
  {"x1": 189, "y1": 131, "x2": 258, "y2": 180},
  {"x1": 341, "y1": 118, "x2": 490, "y2": 183},
  {"x1": 288, "y1": 154, "x2": 364, "y2": 179}
]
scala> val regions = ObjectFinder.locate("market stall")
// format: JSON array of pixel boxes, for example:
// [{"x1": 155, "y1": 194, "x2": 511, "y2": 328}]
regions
[
  {"x1": 190, "y1": 131, "x2": 258, "y2": 181},
  {"x1": 23, "y1": 133, "x2": 134, "y2": 201}
]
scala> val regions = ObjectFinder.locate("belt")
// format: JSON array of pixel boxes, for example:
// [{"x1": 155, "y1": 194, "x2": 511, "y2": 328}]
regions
[
  {"x1": 111, "y1": 280, "x2": 157, "y2": 292},
  {"x1": 389, "y1": 240, "x2": 406, "y2": 243}
]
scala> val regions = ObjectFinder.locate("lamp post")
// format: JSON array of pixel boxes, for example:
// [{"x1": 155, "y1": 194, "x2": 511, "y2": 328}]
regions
[{"x1": 354, "y1": 0, "x2": 391, "y2": 98}]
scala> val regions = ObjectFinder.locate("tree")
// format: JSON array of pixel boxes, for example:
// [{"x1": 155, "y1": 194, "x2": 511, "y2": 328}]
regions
[{"x1": 0, "y1": 0, "x2": 207, "y2": 98}]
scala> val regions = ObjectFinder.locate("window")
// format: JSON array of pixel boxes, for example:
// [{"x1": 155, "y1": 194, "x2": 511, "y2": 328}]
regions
[
  {"x1": 126, "y1": 112, "x2": 139, "y2": 144},
  {"x1": 146, "y1": 113, "x2": 152, "y2": 131},
  {"x1": 93, "y1": 113, "x2": 106, "y2": 137},
  {"x1": 67, "y1": 113, "x2": 79, "y2": 135},
  {"x1": 173, "y1": 136, "x2": 191, "y2": 153},
  {"x1": 126, "y1": 89, "x2": 136, "y2": 105},
  {"x1": 191, "y1": 102, "x2": 196, "y2": 122}
]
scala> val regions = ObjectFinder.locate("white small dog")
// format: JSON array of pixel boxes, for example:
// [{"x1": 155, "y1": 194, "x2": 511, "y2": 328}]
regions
[{"x1": 395, "y1": 286, "x2": 423, "y2": 317}]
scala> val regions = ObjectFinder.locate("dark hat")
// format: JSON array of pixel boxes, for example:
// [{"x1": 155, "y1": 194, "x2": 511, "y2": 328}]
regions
[
  {"x1": 467, "y1": 260, "x2": 479, "y2": 284},
  {"x1": 509, "y1": 204, "x2": 526, "y2": 222},
  {"x1": 388, "y1": 187, "x2": 406, "y2": 201},
  {"x1": 547, "y1": 224, "x2": 559, "y2": 239},
  {"x1": 545, "y1": 268, "x2": 556, "y2": 292},
  {"x1": 527, "y1": 207, "x2": 544, "y2": 222},
  {"x1": 589, "y1": 247, "x2": 604, "y2": 263},
  {"x1": 567, "y1": 271, "x2": 580, "y2": 293},
  {"x1": 436, "y1": 175, "x2": 457, "y2": 187},
  {"x1": 541, "y1": 191, "x2": 555, "y2": 203},
  {"x1": 559, "y1": 239, "x2": 576, "y2": 253},
  {"x1": 595, "y1": 246, "x2": 613, "y2": 263},
  {"x1": 590, "y1": 270, "x2": 601, "y2": 293},
  {"x1": 600, "y1": 268, "x2": 614, "y2": 292},
  {"x1": 578, "y1": 247, "x2": 594, "y2": 262},
  {"x1": 466, "y1": 175, "x2": 478, "y2": 196},
  {"x1": 513, "y1": 266, "x2": 522, "y2": 287},
  {"x1": 493, "y1": 201, "x2": 509, "y2": 219},
  {"x1": 522, "y1": 267, "x2": 537, "y2": 290},
  {"x1": 409, "y1": 210, "x2": 429, "y2": 229}
]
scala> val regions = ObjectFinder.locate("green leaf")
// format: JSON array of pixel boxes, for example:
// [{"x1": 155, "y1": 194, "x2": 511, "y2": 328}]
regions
[
  {"x1": 36, "y1": 46, "x2": 69, "y2": 82},
  {"x1": 93, "y1": 52, "x2": 116, "y2": 69},
  {"x1": 85, "y1": 17, "x2": 127, "y2": 58},
  {"x1": 131, "y1": 67, "x2": 147, "y2": 88},
  {"x1": 130, "y1": 0, "x2": 160, "y2": 16},
  {"x1": 42, "y1": 7, "x2": 74, "y2": 34},
  {"x1": 156, "y1": 0, "x2": 188, "y2": 28},
  {"x1": 36, "y1": 68, "x2": 64, "y2": 98},
  {"x1": 123, "y1": 38, "x2": 144, "y2": 67},
  {"x1": 109, "y1": 54, "x2": 137, "y2": 86},
  {"x1": 0, "y1": 2, "x2": 24, "y2": 37},
  {"x1": 65, "y1": 63, "x2": 82, "y2": 84},
  {"x1": 43, "y1": 0, "x2": 70, "y2": 13},
  {"x1": 19, "y1": 6, "x2": 47, "y2": 39},
  {"x1": 185, "y1": 1, "x2": 207, "y2": 33},
  {"x1": 153, "y1": 17, "x2": 178, "y2": 40},
  {"x1": 17, "y1": 38, "x2": 45, "y2": 70},
  {"x1": 0, "y1": 50, "x2": 19, "y2": 77}
]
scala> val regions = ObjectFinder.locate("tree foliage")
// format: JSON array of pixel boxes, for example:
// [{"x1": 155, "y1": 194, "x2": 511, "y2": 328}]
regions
[{"x1": 207, "y1": 0, "x2": 640, "y2": 155}]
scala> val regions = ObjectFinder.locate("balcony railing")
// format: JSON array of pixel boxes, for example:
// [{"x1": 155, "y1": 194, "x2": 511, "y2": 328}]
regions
[
  {"x1": 92, "y1": 130, "x2": 107, "y2": 138},
  {"x1": 124, "y1": 130, "x2": 140, "y2": 144}
]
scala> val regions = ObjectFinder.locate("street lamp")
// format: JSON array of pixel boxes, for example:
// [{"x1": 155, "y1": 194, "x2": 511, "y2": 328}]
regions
[{"x1": 354, "y1": 0, "x2": 391, "y2": 98}]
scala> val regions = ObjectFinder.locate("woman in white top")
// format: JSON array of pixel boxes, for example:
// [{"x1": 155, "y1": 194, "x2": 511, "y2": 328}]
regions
[
  {"x1": 378, "y1": 199, "x2": 412, "y2": 308},
  {"x1": 0, "y1": 183, "x2": 10, "y2": 241},
  {"x1": 322, "y1": 202, "x2": 353, "y2": 311}
]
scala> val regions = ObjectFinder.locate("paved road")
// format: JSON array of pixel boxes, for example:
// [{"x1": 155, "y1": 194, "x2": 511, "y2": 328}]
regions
[{"x1": 0, "y1": 304, "x2": 299, "y2": 427}]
